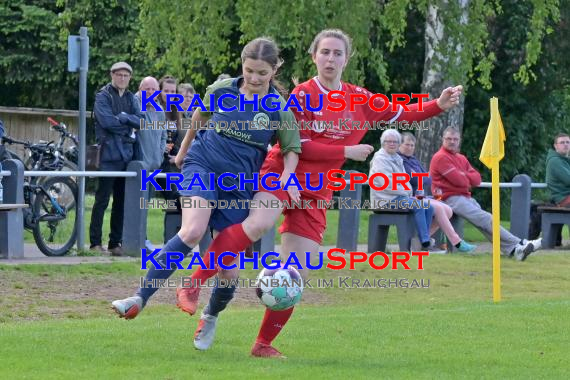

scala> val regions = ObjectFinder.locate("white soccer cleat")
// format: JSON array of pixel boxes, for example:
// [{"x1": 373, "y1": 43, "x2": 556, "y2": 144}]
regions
[
  {"x1": 193, "y1": 313, "x2": 218, "y2": 350},
  {"x1": 514, "y1": 241, "x2": 534, "y2": 262},
  {"x1": 112, "y1": 296, "x2": 144, "y2": 320},
  {"x1": 527, "y1": 238, "x2": 542, "y2": 251}
]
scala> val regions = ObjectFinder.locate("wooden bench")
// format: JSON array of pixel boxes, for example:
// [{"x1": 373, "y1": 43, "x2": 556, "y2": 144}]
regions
[
  {"x1": 538, "y1": 206, "x2": 570, "y2": 248},
  {"x1": 0, "y1": 204, "x2": 27, "y2": 211},
  {"x1": 368, "y1": 208, "x2": 465, "y2": 253},
  {"x1": 368, "y1": 209, "x2": 416, "y2": 252},
  {"x1": 0, "y1": 203, "x2": 28, "y2": 259}
]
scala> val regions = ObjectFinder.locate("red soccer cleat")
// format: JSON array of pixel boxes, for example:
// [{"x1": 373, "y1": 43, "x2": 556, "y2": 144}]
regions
[
  {"x1": 176, "y1": 286, "x2": 201, "y2": 315},
  {"x1": 251, "y1": 342, "x2": 286, "y2": 359},
  {"x1": 111, "y1": 296, "x2": 143, "y2": 320}
]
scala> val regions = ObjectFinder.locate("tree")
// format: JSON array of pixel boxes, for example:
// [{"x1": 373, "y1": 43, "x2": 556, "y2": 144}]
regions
[
  {"x1": 462, "y1": 0, "x2": 570, "y2": 184},
  {"x1": 137, "y1": 0, "x2": 404, "y2": 95},
  {"x1": 406, "y1": 0, "x2": 560, "y2": 168},
  {"x1": 0, "y1": 1, "x2": 64, "y2": 107},
  {"x1": 0, "y1": 0, "x2": 148, "y2": 109},
  {"x1": 57, "y1": 0, "x2": 150, "y2": 106}
]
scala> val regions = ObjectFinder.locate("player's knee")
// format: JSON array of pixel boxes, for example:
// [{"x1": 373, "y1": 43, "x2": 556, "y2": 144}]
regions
[
  {"x1": 218, "y1": 267, "x2": 239, "y2": 280},
  {"x1": 244, "y1": 218, "x2": 274, "y2": 241},
  {"x1": 177, "y1": 226, "x2": 207, "y2": 247}
]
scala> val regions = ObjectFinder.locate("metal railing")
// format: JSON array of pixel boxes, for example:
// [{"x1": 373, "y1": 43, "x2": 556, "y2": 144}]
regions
[{"x1": 0, "y1": 159, "x2": 551, "y2": 257}]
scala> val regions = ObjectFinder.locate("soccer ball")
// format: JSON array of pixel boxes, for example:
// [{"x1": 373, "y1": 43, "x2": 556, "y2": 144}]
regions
[{"x1": 255, "y1": 264, "x2": 304, "y2": 311}]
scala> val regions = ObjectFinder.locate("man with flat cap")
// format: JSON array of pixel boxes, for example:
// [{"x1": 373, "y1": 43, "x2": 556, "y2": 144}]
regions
[{"x1": 89, "y1": 61, "x2": 142, "y2": 255}]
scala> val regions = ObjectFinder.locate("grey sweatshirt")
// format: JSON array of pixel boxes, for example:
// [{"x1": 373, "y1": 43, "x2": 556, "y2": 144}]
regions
[
  {"x1": 369, "y1": 148, "x2": 413, "y2": 203},
  {"x1": 135, "y1": 95, "x2": 167, "y2": 171}
]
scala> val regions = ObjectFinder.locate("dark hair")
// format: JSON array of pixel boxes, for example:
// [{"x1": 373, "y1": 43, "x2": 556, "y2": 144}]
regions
[
  {"x1": 241, "y1": 37, "x2": 287, "y2": 96},
  {"x1": 554, "y1": 133, "x2": 570, "y2": 144},
  {"x1": 159, "y1": 75, "x2": 181, "y2": 124},
  {"x1": 401, "y1": 132, "x2": 416, "y2": 143},
  {"x1": 159, "y1": 75, "x2": 177, "y2": 92},
  {"x1": 308, "y1": 29, "x2": 353, "y2": 58}
]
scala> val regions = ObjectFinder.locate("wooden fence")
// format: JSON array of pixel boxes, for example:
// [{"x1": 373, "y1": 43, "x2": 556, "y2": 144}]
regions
[{"x1": 0, "y1": 106, "x2": 92, "y2": 159}]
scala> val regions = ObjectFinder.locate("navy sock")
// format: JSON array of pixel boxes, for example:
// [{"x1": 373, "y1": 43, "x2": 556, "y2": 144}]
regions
[
  {"x1": 203, "y1": 283, "x2": 236, "y2": 317},
  {"x1": 137, "y1": 234, "x2": 192, "y2": 305}
]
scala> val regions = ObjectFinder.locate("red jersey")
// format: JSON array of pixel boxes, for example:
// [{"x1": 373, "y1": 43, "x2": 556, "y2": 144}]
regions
[
  {"x1": 261, "y1": 77, "x2": 443, "y2": 200},
  {"x1": 429, "y1": 147, "x2": 482, "y2": 200}
]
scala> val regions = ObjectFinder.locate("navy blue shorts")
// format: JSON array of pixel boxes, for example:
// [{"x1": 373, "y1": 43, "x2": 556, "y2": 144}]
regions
[{"x1": 179, "y1": 161, "x2": 252, "y2": 232}]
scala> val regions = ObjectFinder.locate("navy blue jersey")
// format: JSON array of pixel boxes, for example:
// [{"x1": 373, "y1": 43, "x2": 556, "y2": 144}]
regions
[
  {"x1": 179, "y1": 77, "x2": 300, "y2": 231},
  {"x1": 188, "y1": 77, "x2": 300, "y2": 176}
]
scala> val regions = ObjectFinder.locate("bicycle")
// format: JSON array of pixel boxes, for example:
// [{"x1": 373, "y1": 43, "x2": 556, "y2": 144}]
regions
[
  {"x1": 4, "y1": 117, "x2": 78, "y2": 173},
  {"x1": 1, "y1": 120, "x2": 78, "y2": 256}
]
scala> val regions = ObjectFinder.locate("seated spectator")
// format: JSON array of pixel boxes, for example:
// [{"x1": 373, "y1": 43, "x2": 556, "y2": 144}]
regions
[
  {"x1": 369, "y1": 129, "x2": 441, "y2": 253},
  {"x1": 398, "y1": 132, "x2": 476, "y2": 252},
  {"x1": 430, "y1": 126, "x2": 542, "y2": 261},
  {"x1": 546, "y1": 132, "x2": 570, "y2": 245},
  {"x1": 546, "y1": 133, "x2": 570, "y2": 207}
]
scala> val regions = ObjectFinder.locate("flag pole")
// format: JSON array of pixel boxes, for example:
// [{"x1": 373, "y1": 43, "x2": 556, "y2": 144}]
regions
[
  {"x1": 490, "y1": 97, "x2": 502, "y2": 302},
  {"x1": 491, "y1": 159, "x2": 501, "y2": 302},
  {"x1": 480, "y1": 97, "x2": 505, "y2": 303}
]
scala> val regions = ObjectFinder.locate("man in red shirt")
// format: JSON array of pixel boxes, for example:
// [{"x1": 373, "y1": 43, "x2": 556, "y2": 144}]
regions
[{"x1": 430, "y1": 126, "x2": 542, "y2": 261}]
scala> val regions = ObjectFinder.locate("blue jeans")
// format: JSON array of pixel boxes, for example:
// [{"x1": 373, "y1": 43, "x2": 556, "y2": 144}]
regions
[{"x1": 394, "y1": 196, "x2": 434, "y2": 243}]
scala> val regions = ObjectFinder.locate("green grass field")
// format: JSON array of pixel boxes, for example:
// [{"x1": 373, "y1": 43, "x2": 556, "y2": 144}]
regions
[{"x1": 1, "y1": 252, "x2": 569, "y2": 379}]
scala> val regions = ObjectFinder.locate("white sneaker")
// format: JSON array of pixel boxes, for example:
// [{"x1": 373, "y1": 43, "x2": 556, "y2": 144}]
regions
[
  {"x1": 514, "y1": 242, "x2": 534, "y2": 261},
  {"x1": 194, "y1": 313, "x2": 218, "y2": 350},
  {"x1": 527, "y1": 238, "x2": 542, "y2": 251},
  {"x1": 428, "y1": 239, "x2": 447, "y2": 252},
  {"x1": 426, "y1": 247, "x2": 447, "y2": 254},
  {"x1": 112, "y1": 296, "x2": 144, "y2": 319},
  {"x1": 145, "y1": 240, "x2": 156, "y2": 251}
]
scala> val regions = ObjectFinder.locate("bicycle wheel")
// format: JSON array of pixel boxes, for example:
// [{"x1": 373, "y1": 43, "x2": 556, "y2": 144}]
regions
[
  {"x1": 32, "y1": 176, "x2": 78, "y2": 256},
  {"x1": 31, "y1": 159, "x2": 78, "y2": 186}
]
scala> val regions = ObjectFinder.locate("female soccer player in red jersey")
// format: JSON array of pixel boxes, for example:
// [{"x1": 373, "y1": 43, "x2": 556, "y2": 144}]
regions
[{"x1": 178, "y1": 29, "x2": 462, "y2": 358}]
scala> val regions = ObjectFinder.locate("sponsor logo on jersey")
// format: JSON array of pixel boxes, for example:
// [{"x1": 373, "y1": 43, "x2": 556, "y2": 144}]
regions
[{"x1": 253, "y1": 112, "x2": 270, "y2": 129}]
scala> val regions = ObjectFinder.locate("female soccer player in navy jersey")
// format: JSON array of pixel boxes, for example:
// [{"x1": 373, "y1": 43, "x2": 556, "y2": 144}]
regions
[
  {"x1": 111, "y1": 37, "x2": 301, "y2": 320},
  {"x1": 179, "y1": 29, "x2": 462, "y2": 358}
]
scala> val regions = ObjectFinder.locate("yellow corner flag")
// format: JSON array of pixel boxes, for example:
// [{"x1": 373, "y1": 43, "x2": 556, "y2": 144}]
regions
[
  {"x1": 479, "y1": 97, "x2": 506, "y2": 303},
  {"x1": 480, "y1": 97, "x2": 506, "y2": 169}
]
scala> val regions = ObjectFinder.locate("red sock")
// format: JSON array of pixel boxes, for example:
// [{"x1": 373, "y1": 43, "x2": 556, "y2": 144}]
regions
[
  {"x1": 256, "y1": 307, "x2": 295, "y2": 345},
  {"x1": 191, "y1": 224, "x2": 253, "y2": 283}
]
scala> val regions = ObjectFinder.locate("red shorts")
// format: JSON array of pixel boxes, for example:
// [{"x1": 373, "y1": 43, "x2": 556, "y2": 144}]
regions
[{"x1": 258, "y1": 187, "x2": 327, "y2": 244}]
